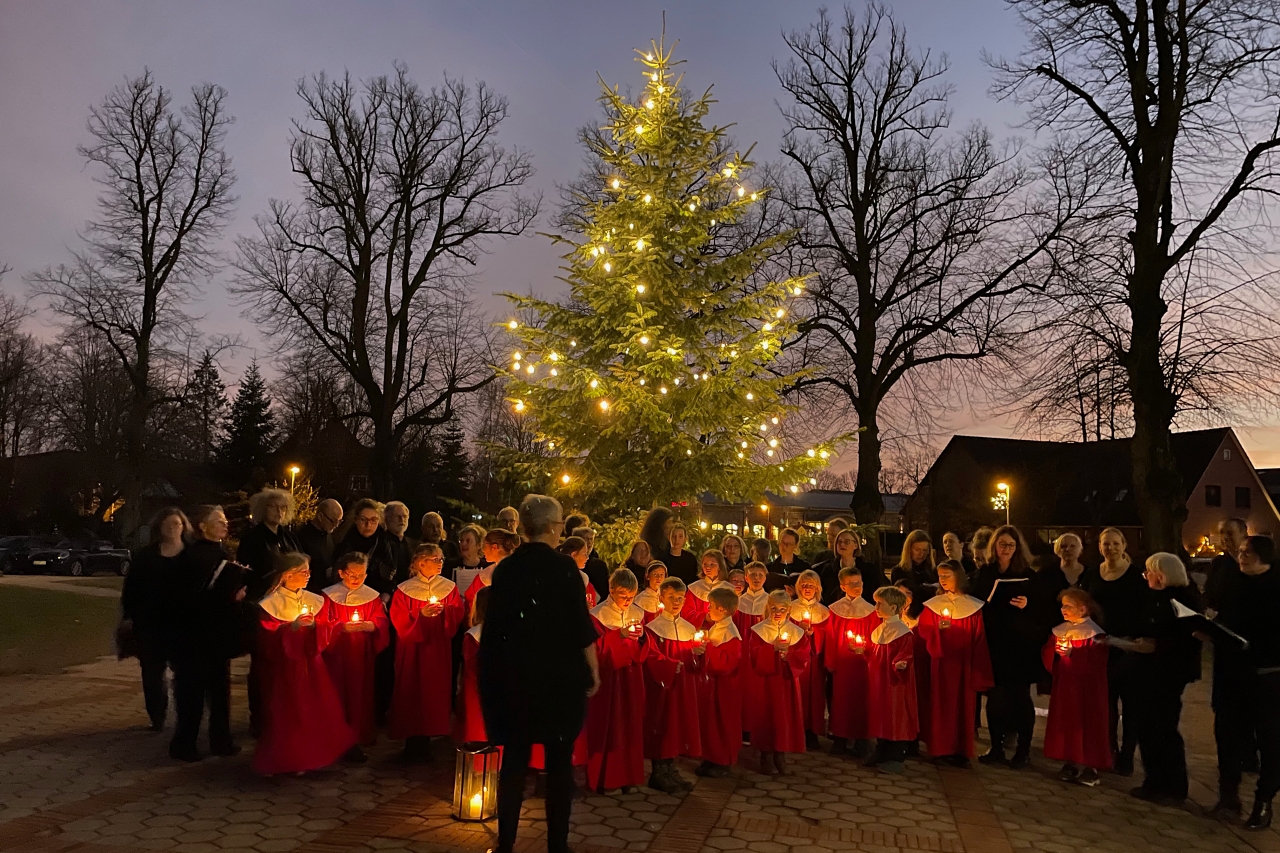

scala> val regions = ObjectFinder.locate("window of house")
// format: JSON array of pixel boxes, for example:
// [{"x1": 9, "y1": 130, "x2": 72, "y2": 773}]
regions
[
  {"x1": 1224, "y1": 448, "x2": 1232, "y2": 461},
  {"x1": 1205, "y1": 485, "x2": 1222, "y2": 507},
  {"x1": 1236, "y1": 486, "x2": 1252, "y2": 509},
  {"x1": 350, "y1": 474, "x2": 370, "y2": 492}
]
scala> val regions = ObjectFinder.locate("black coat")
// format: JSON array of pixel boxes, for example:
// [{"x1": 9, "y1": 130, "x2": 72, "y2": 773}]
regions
[
  {"x1": 662, "y1": 549, "x2": 700, "y2": 585},
  {"x1": 123, "y1": 543, "x2": 179, "y2": 641},
  {"x1": 235, "y1": 523, "x2": 301, "y2": 601},
  {"x1": 479, "y1": 542, "x2": 598, "y2": 745},
  {"x1": 973, "y1": 563, "x2": 1045, "y2": 685},
  {"x1": 169, "y1": 538, "x2": 247, "y2": 661},
  {"x1": 338, "y1": 528, "x2": 401, "y2": 595},
  {"x1": 815, "y1": 557, "x2": 886, "y2": 606},
  {"x1": 1133, "y1": 584, "x2": 1204, "y2": 687},
  {"x1": 295, "y1": 522, "x2": 336, "y2": 591}
]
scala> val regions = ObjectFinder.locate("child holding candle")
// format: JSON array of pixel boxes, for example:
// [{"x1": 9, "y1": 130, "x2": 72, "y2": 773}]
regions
[
  {"x1": 643, "y1": 577, "x2": 702, "y2": 793},
  {"x1": 735, "y1": 561, "x2": 772, "y2": 739},
  {"x1": 1043, "y1": 588, "x2": 1111, "y2": 785},
  {"x1": 695, "y1": 587, "x2": 743, "y2": 777},
  {"x1": 895, "y1": 579, "x2": 930, "y2": 756},
  {"x1": 916, "y1": 560, "x2": 993, "y2": 767},
  {"x1": 824, "y1": 567, "x2": 880, "y2": 757},
  {"x1": 322, "y1": 552, "x2": 391, "y2": 753},
  {"x1": 388, "y1": 543, "x2": 466, "y2": 762},
  {"x1": 866, "y1": 586, "x2": 917, "y2": 774},
  {"x1": 634, "y1": 561, "x2": 667, "y2": 623},
  {"x1": 586, "y1": 569, "x2": 648, "y2": 793},
  {"x1": 748, "y1": 590, "x2": 809, "y2": 775},
  {"x1": 790, "y1": 570, "x2": 830, "y2": 749},
  {"x1": 683, "y1": 550, "x2": 734, "y2": 628},
  {"x1": 252, "y1": 553, "x2": 357, "y2": 775},
  {"x1": 455, "y1": 586, "x2": 491, "y2": 744}
]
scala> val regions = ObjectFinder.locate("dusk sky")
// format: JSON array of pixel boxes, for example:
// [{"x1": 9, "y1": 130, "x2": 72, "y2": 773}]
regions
[{"x1": 4, "y1": 0, "x2": 1279, "y2": 467}]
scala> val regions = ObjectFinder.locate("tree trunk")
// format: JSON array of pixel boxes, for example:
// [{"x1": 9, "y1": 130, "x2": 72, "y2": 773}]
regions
[
  {"x1": 1125, "y1": 263, "x2": 1185, "y2": 553},
  {"x1": 369, "y1": 419, "x2": 398, "y2": 501},
  {"x1": 117, "y1": 388, "x2": 150, "y2": 545},
  {"x1": 851, "y1": 412, "x2": 886, "y2": 565}
]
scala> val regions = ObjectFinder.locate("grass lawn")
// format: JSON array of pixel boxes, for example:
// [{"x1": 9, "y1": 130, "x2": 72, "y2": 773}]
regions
[
  {"x1": 67, "y1": 576, "x2": 125, "y2": 591},
  {"x1": 0, "y1": 586, "x2": 120, "y2": 675}
]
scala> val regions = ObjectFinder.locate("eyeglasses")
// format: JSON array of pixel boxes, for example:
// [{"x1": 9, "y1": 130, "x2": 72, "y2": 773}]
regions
[
  {"x1": 356, "y1": 515, "x2": 380, "y2": 524},
  {"x1": 425, "y1": 556, "x2": 445, "y2": 564}
]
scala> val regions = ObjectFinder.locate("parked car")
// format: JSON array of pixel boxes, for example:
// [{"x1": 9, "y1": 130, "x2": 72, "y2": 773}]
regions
[
  {"x1": 25, "y1": 538, "x2": 131, "y2": 577},
  {"x1": 0, "y1": 535, "x2": 60, "y2": 575}
]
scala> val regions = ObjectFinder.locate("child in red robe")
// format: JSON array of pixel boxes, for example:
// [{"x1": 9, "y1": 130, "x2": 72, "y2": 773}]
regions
[
  {"x1": 896, "y1": 580, "x2": 930, "y2": 757},
  {"x1": 463, "y1": 528, "x2": 519, "y2": 624},
  {"x1": 916, "y1": 560, "x2": 992, "y2": 767},
  {"x1": 728, "y1": 568, "x2": 746, "y2": 595},
  {"x1": 682, "y1": 550, "x2": 734, "y2": 628},
  {"x1": 388, "y1": 543, "x2": 465, "y2": 761},
  {"x1": 1043, "y1": 588, "x2": 1111, "y2": 785},
  {"x1": 695, "y1": 586, "x2": 743, "y2": 777},
  {"x1": 455, "y1": 585, "x2": 491, "y2": 744},
  {"x1": 748, "y1": 590, "x2": 809, "y2": 775},
  {"x1": 643, "y1": 577, "x2": 702, "y2": 793},
  {"x1": 735, "y1": 561, "x2": 771, "y2": 738},
  {"x1": 790, "y1": 570, "x2": 830, "y2": 749},
  {"x1": 634, "y1": 562, "x2": 667, "y2": 623},
  {"x1": 557, "y1": 535, "x2": 599, "y2": 608},
  {"x1": 252, "y1": 554, "x2": 357, "y2": 775},
  {"x1": 866, "y1": 586, "x2": 917, "y2": 774},
  {"x1": 824, "y1": 567, "x2": 880, "y2": 757},
  {"x1": 586, "y1": 568, "x2": 648, "y2": 793},
  {"x1": 322, "y1": 552, "x2": 390, "y2": 753}
]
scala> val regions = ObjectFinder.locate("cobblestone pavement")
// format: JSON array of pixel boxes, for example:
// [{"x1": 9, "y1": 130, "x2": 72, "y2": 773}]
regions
[{"x1": 0, "y1": 655, "x2": 1274, "y2": 853}]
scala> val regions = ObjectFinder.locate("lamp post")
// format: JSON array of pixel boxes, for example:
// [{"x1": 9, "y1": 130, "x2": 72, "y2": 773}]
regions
[
  {"x1": 760, "y1": 503, "x2": 770, "y2": 539},
  {"x1": 288, "y1": 465, "x2": 301, "y2": 493},
  {"x1": 991, "y1": 482, "x2": 1010, "y2": 525}
]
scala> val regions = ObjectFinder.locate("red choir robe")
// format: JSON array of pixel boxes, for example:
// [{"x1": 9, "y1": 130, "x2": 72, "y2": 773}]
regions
[
  {"x1": 321, "y1": 582, "x2": 391, "y2": 745},
  {"x1": 696, "y1": 616, "x2": 743, "y2": 766},
  {"x1": 635, "y1": 588, "x2": 663, "y2": 624},
  {"x1": 1042, "y1": 619, "x2": 1112, "y2": 769},
  {"x1": 643, "y1": 612, "x2": 703, "y2": 760},
  {"x1": 585, "y1": 599, "x2": 649, "y2": 791},
  {"x1": 916, "y1": 594, "x2": 993, "y2": 758},
  {"x1": 455, "y1": 625, "x2": 487, "y2": 743},
  {"x1": 462, "y1": 565, "x2": 495, "y2": 626},
  {"x1": 823, "y1": 596, "x2": 880, "y2": 740},
  {"x1": 734, "y1": 589, "x2": 770, "y2": 732},
  {"x1": 789, "y1": 597, "x2": 829, "y2": 735},
  {"x1": 681, "y1": 578, "x2": 734, "y2": 629},
  {"x1": 252, "y1": 588, "x2": 356, "y2": 775},
  {"x1": 581, "y1": 570, "x2": 599, "y2": 609},
  {"x1": 867, "y1": 618, "x2": 918, "y2": 742},
  {"x1": 747, "y1": 620, "x2": 808, "y2": 753},
  {"x1": 388, "y1": 574, "x2": 465, "y2": 739},
  {"x1": 901, "y1": 613, "x2": 930, "y2": 744}
]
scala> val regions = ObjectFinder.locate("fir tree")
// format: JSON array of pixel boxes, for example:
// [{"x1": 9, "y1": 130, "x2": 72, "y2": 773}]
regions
[
  {"x1": 183, "y1": 350, "x2": 228, "y2": 464},
  {"x1": 220, "y1": 360, "x2": 277, "y2": 483},
  {"x1": 504, "y1": 36, "x2": 838, "y2": 512}
]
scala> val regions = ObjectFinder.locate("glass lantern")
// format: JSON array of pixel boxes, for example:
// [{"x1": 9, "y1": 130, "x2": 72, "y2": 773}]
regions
[{"x1": 452, "y1": 742, "x2": 500, "y2": 821}]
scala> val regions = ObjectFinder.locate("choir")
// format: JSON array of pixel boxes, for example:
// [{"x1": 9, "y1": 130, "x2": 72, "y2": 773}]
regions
[{"x1": 124, "y1": 496, "x2": 1280, "y2": 833}]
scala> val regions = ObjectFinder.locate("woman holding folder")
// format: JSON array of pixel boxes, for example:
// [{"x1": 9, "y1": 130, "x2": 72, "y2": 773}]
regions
[{"x1": 972, "y1": 525, "x2": 1041, "y2": 769}]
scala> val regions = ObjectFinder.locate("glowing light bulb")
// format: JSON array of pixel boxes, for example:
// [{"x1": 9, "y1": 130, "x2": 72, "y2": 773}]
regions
[
  {"x1": 569, "y1": 340, "x2": 577, "y2": 348},
  {"x1": 549, "y1": 352, "x2": 559, "y2": 361},
  {"x1": 820, "y1": 450, "x2": 830, "y2": 459},
  {"x1": 769, "y1": 438, "x2": 778, "y2": 448},
  {"x1": 666, "y1": 347, "x2": 677, "y2": 356},
  {"x1": 746, "y1": 392, "x2": 754, "y2": 400},
  {"x1": 686, "y1": 449, "x2": 693, "y2": 456},
  {"x1": 809, "y1": 478, "x2": 817, "y2": 485},
  {"x1": 763, "y1": 323, "x2": 773, "y2": 332},
  {"x1": 771, "y1": 417, "x2": 779, "y2": 425},
  {"x1": 741, "y1": 441, "x2": 748, "y2": 448},
  {"x1": 737, "y1": 186, "x2": 745, "y2": 198},
  {"x1": 599, "y1": 399, "x2": 610, "y2": 411},
  {"x1": 737, "y1": 452, "x2": 744, "y2": 459},
  {"x1": 723, "y1": 167, "x2": 734, "y2": 177},
  {"x1": 589, "y1": 378, "x2": 598, "y2": 389},
  {"x1": 590, "y1": 246, "x2": 600, "y2": 256},
  {"x1": 660, "y1": 386, "x2": 668, "y2": 395},
  {"x1": 688, "y1": 202, "x2": 696, "y2": 211},
  {"x1": 767, "y1": 449, "x2": 775, "y2": 457},
  {"x1": 635, "y1": 125, "x2": 645, "y2": 134},
  {"x1": 643, "y1": 194, "x2": 652, "y2": 204},
  {"x1": 508, "y1": 320, "x2": 518, "y2": 330},
  {"x1": 550, "y1": 368, "x2": 558, "y2": 376},
  {"x1": 639, "y1": 378, "x2": 646, "y2": 385},
  {"x1": 548, "y1": 442, "x2": 555, "y2": 450},
  {"x1": 646, "y1": 52, "x2": 653, "y2": 61},
  {"x1": 513, "y1": 351, "x2": 522, "y2": 360},
  {"x1": 636, "y1": 283, "x2": 646, "y2": 294},
  {"x1": 603, "y1": 261, "x2": 612, "y2": 273},
  {"x1": 776, "y1": 309, "x2": 786, "y2": 318},
  {"x1": 759, "y1": 424, "x2": 767, "y2": 432},
  {"x1": 793, "y1": 286, "x2": 804, "y2": 295},
  {"x1": 514, "y1": 400, "x2": 525, "y2": 412},
  {"x1": 640, "y1": 335, "x2": 650, "y2": 345},
  {"x1": 807, "y1": 448, "x2": 816, "y2": 457},
  {"x1": 790, "y1": 485, "x2": 799, "y2": 494},
  {"x1": 561, "y1": 474, "x2": 571, "y2": 484},
  {"x1": 729, "y1": 349, "x2": 737, "y2": 357},
  {"x1": 657, "y1": 85, "x2": 664, "y2": 93},
  {"x1": 751, "y1": 193, "x2": 758, "y2": 201},
  {"x1": 700, "y1": 521, "x2": 708, "y2": 529},
  {"x1": 674, "y1": 378, "x2": 681, "y2": 386},
  {"x1": 711, "y1": 219, "x2": 716, "y2": 226},
  {"x1": 761, "y1": 341, "x2": 770, "y2": 349},
  {"x1": 611, "y1": 178, "x2": 621, "y2": 189},
  {"x1": 651, "y1": 72, "x2": 659, "y2": 81},
  {"x1": 646, "y1": 99, "x2": 655, "y2": 110},
  {"x1": 635, "y1": 238, "x2": 646, "y2": 250},
  {"x1": 526, "y1": 365, "x2": 535, "y2": 375}
]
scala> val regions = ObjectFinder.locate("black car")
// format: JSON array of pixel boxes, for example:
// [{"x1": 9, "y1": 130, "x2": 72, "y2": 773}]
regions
[
  {"x1": 25, "y1": 538, "x2": 131, "y2": 577},
  {"x1": 0, "y1": 535, "x2": 60, "y2": 575}
]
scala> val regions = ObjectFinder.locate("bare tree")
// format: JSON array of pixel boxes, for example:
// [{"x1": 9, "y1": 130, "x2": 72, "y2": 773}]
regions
[
  {"x1": 775, "y1": 6, "x2": 1078, "y2": 554},
  {"x1": 992, "y1": 0, "x2": 1280, "y2": 551},
  {"x1": 29, "y1": 71, "x2": 236, "y2": 536},
  {"x1": 0, "y1": 279, "x2": 50, "y2": 457},
  {"x1": 233, "y1": 64, "x2": 537, "y2": 497}
]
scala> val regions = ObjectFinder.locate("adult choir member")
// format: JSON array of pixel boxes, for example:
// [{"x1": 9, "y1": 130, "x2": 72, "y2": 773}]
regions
[
  {"x1": 891, "y1": 529, "x2": 937, "y2": 591},
  {"x1": 480, "y1": 495, "x2": 600, "y2": 853},
  {"x1": 339, "y1": 499, "x2": 400, "y2": 596},
  {"x1": 388, "y1": 544, "x2": 465, "y2": 761},
  {"x1": 586, "y1": 569, "x2": 648, "y2": 793},
  {"x1": 720, "y1": 535, "x2": 748, "y2": 574},
  {"x1": 322, "y1": 552, "x2": 390, "y2": 751},
  {"x1": 297, "y1": 499, "x2": 343, "y2": 591},
  {"x1": 768, "y1": 527, "x2": 811, "y2": 583},
  {"x1": 124, "y1": 507, "x2": 188, "y2": 731},
  {"x1": 237, "y1": 489, "x2": 301, "y2": 601},
  {"x1": 664, "y1": 523, "x2": 700, "y2": 584},
  {"x1": 814, "y1": 528, "x2": 885, "y2": 606},
  {"x1": 916, "y1": 561, "x2": 992, "y2": 767},
  {"x1": 252, "y1": 553, "x2": 356, "y2": 775}
]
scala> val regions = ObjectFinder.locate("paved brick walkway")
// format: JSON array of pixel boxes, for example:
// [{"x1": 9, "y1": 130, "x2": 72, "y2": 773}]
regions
[{"x1": 0, "y1": 655, "x2": 1272, "y2": 853}]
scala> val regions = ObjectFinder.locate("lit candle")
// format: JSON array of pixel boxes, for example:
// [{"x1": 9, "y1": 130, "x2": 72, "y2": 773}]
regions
[
  {"x1": 852, "y1": 633, "x2": 865, "y2": 653},
  {"x1": 846, "y1": 629, "x2": 854, "y2": 639},
  {"x1": 694, "y1": 630, "x2": 705, "y2": 643},
  {"x1": 299, "y1": 605, "x2": 309, "y2": 618},
  {"x1": 1056, "y1": 636, "x2": 1071, "y2": 656},
  {"x1": 428, "y1": 595, "x2": 439, "y2": 605},
  {"x1": 940, "y1": 607, "x2": 952, "y2": 629},
  {"x1": 351, "y1": 611, "x2": 361, "y2": 623},
  {"x1": 780, "y1": 631, "x2": 789, "y2": 642},
  {"x1": 469, "y1": 791, "x2": 483, "y2": 815},
  {"x1": 658, "y1": 602, "x2": 665, "y2": 611}
]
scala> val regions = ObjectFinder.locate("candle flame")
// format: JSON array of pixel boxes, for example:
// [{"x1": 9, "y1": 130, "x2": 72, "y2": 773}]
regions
[
  {"x1": 469, "y1": 791, "x2": 483, "y2": 812},
  {"x1": 694, "y1": 630, "x2": 705, "y2": 642},
  {"x1": 846, "y1": 630, "x2": 854, "y2": 639},
  {"x1": 780, "y1": 632, "x2": 788, "y2": 641},
  {"x1": 942, "y1": 608, "x2": 951, "y2": 618},
  {"x1": 854, "y1": 634, "x2": 864, "y2": 644},
  {"x1": 429, "y1": 596, "x2": 438, "y2": 605},
  {"x1": 351, "y1": 611, "x2": 360, "y2": 622},
  {"x1": 803, "y1": 610, "x2": 811, "y2": 621}
]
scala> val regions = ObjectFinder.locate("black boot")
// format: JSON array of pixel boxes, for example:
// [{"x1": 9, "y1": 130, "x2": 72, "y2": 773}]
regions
[
  {"x1": 1246, "y1": 799, "x2": 1273, "y2": 831},
  {"x1": 829, "y1": 737, "x2": 849, "y2": 756},
  {"x1": 978, "y1": 748, "x2": 1007, "y2": 765},
  {"x1": 1210, "y1": 795, "x2": 1243, "y2": 821}
]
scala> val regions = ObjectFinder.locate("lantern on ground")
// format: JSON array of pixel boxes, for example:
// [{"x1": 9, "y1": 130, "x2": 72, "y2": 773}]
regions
[{"x1": 453, "y1": 743, "x2": 499, "y2": 821}]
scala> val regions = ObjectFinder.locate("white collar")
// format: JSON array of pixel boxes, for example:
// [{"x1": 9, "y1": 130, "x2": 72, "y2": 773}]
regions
[
  {"x1": 707, "y1": 615, "x2": 741, "y2": 645},
  {"x1": 829, "y1": 596, "x2": 876, "y2": 619},
  {"x1": 789, "y1": 598, "x2": 829, "y2": 623},
  {"x1": 591, "y1": 598, "x2": 645, "y2": 630},
  {"x1": 260, "y1": 587, "x2": 325, "y2": 622},
  {"x1": 646, "y1": 613, "x2": 699, "y2": 642},
  {"x1": 398, "y1": 574, "x2": 456, "y2": 602},
  {"x1": 688, "y1": 578, "x2": 734, "y2": 600},
  {"x1": 477, "y1": 565, "x2": 495, "y2": 586},
  {"x1": 924, "y1": 593, "x2": 983, "y2": 619},
  {"x1": 738, "y1": 589, "x2": 770, "y2": 615},
  {"x1": 1053, "y1": 619, "x2": 1104, "y2": 640},
  {"x1": 635, "y1": 588, "x2": 661, "y2": 613},
  {"x1": 323, "y1": 582, "x2": 380, "y2": 607},
  {"x1": 751, "y1": 619, "x2": 803, "y2": 645},
  {"x1": 872, "y1": 618, "x2": 911, "y2": 644},
  {"x1": 467, "y1": 623, "x2": 482, "y2": 641}
]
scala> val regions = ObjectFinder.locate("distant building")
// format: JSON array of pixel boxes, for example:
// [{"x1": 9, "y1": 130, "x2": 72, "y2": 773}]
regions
[
  {"x1": 696, "y1": 489, "x2": 908, "y2": 553},
  {"x1": 902, "y1": 427, "x2": 1280, "y2": 560}
]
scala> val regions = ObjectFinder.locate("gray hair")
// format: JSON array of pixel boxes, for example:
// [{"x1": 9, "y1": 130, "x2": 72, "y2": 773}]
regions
[
  {"x1": 250, "y1": 488, "x2": 295, "y2": 525},
  {"x1": 1145, "y1": 552, "x2": 1189, "y2": 588},
  {"x1": 519, "y1": 494, "x2": 563, "y2": 537}
]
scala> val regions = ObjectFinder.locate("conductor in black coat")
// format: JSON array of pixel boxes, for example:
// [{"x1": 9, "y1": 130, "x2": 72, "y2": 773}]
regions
[{"x1": 480, "y1": 495, "x2": 601, "y2": 853}]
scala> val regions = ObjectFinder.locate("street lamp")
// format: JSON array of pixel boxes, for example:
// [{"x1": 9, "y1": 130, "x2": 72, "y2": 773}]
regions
[
  {"x1": 991, "y1": 482, "x2": 1010, "y2": 525},
  {"x1": 288, "y1": 465, "x2": 301, "y2": 493}
]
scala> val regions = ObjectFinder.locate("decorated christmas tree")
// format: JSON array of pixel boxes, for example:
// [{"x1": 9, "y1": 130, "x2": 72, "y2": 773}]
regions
[{"x1": 503, "y1": 36, "x2": 839, "y2": 513}]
